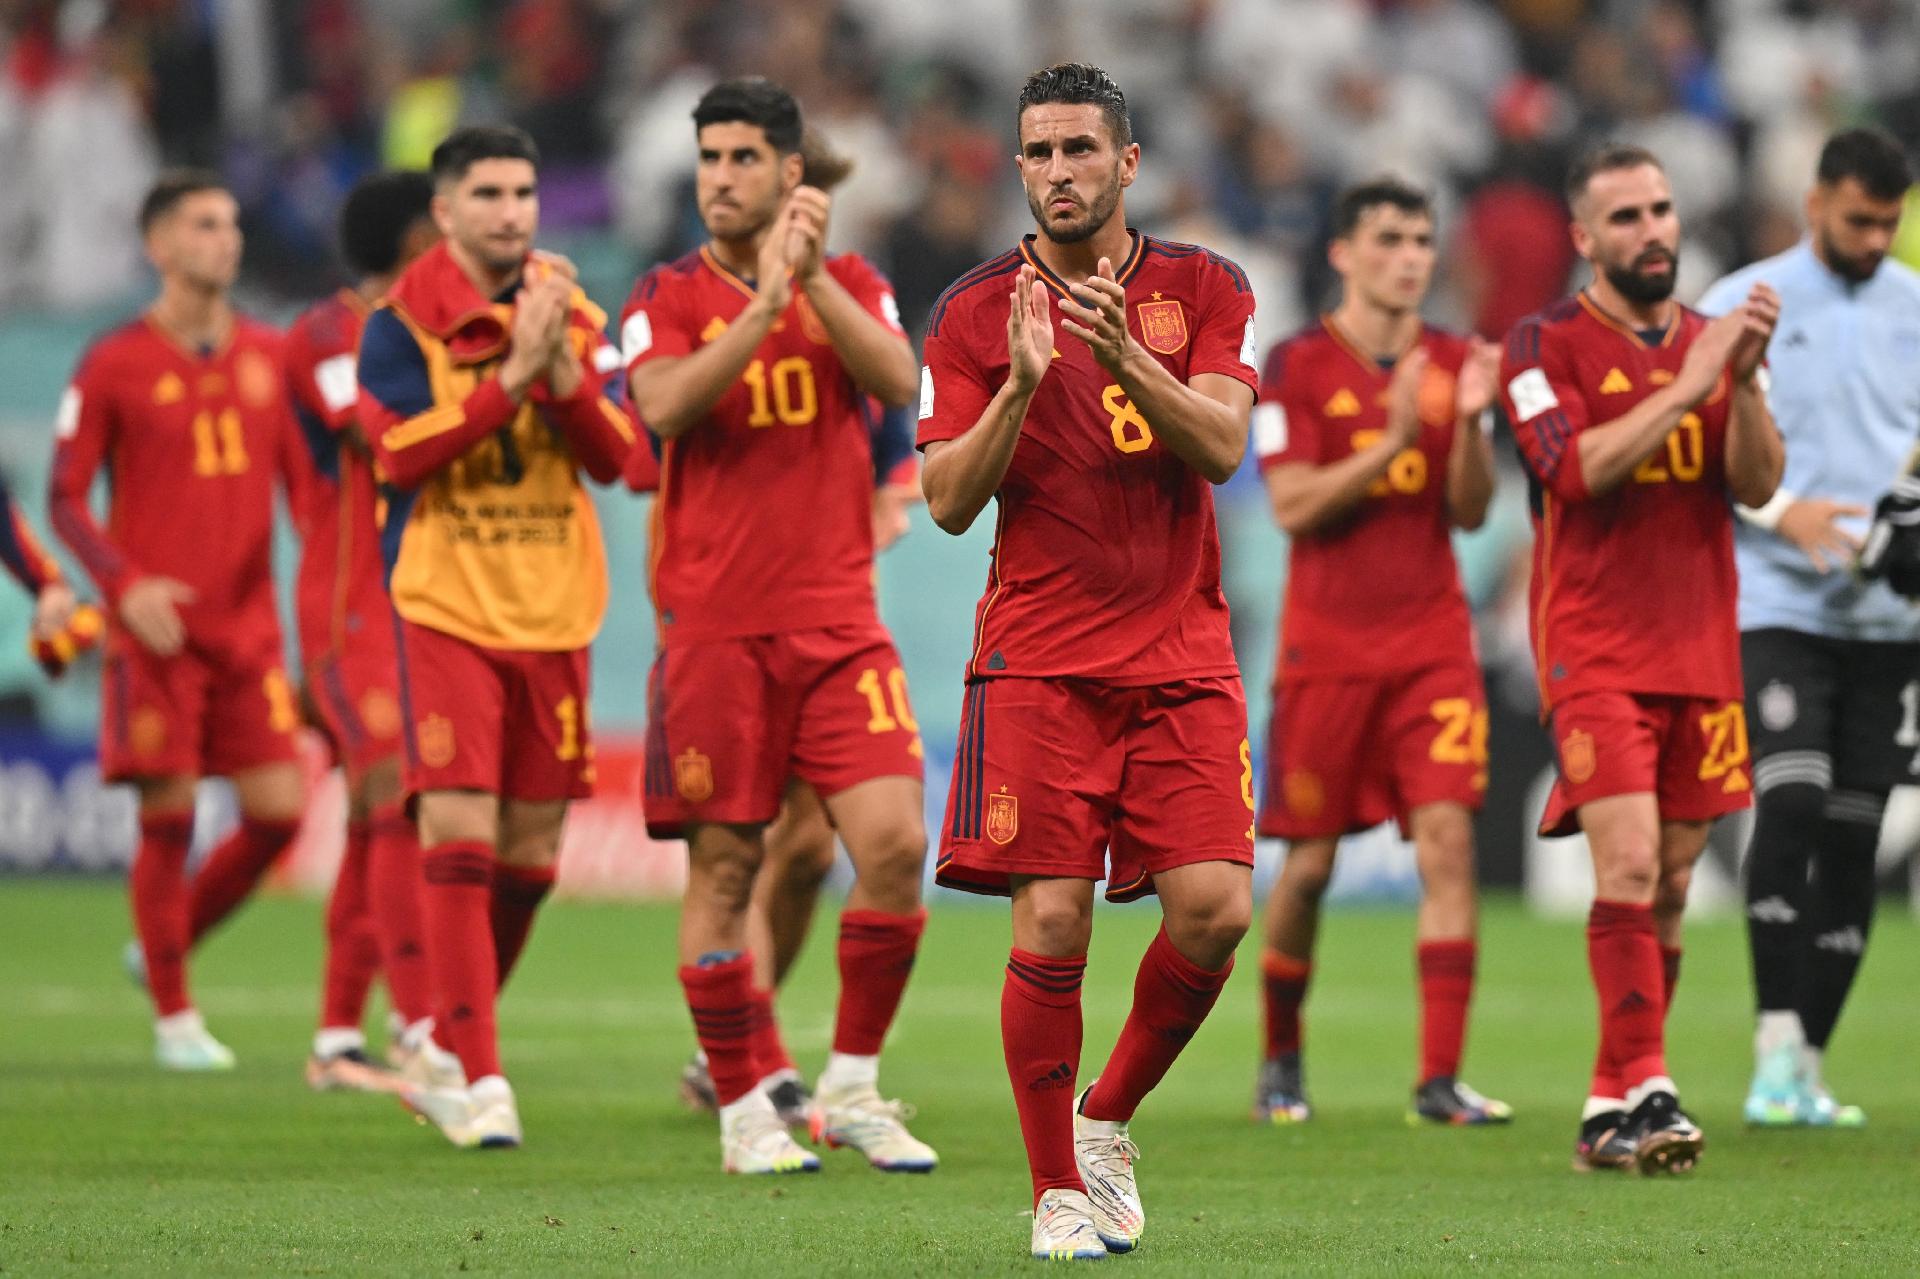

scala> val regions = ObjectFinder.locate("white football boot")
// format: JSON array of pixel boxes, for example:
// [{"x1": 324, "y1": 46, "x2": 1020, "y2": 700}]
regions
[
  {"x1": 154, "y1": 1010, "x2": 236, "y2": 1072},
  {"x1": 810, "y1": 1080, "x2": 938, "y2": 1172},
  {"x1": 1073, "y1": 1082, "x2": 1142, "y2": 1252},
  {"x1": 466, "y1": 1075, "x2": 523, "y2": 1149},
  {"x1": 1031, "y1": 1188, "x2": 1108, "y2": 1261},
  {"x1": 721, "y1": 1091, "x2": 821, "y2": 1174}
]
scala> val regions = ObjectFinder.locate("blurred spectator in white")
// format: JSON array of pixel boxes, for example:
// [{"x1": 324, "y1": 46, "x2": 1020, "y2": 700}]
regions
[{"x1": 1379, "y1": 0, "x2": 1519, "y2": 109}]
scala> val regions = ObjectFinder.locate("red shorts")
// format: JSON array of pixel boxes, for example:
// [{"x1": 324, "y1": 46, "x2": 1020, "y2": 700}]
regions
[
  {"x1": 642, "y1": 623, "x2": 925, "y2": 838},
  {"x1": 1259, "y1": 663, "x2": 1488, "y2": 839},
  {"x1": 305, "y1": 647, "x2": 405, "y2": 782},
  {"x1": 100, "y1": 635, "x2": 302, "y2": 782},
  {"x1": 396, "y1": 619, "x2": 594, "y2": 802},
  {"x1": 1539, "y1": 691, "x2": 1752, "y2": 837},
  {"x1": 936, "y1": 675, "x2": 1255, "y2": 902}
]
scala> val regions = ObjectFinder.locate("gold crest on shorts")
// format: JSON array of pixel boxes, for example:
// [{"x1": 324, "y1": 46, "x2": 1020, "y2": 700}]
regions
[
  {"x1": 986, "y1": 786, "x2": 1019, "y2": 845},
  {"x1": 1136, "y1": 296, "x2": 1188, "y2": 355},
  {"x1": 1561, "y1": 728, "x2": 1597, "y2": 785},
  {"x1": 675, "y1": 748, "x2": 714, "y2": 803},
  {"x1": 361, "y1": 689, "x2": 402, "y2": 740},
  {"x1": 418, "y1": 713, "x2": 456, "y2": 768},
  {"x1": 1283, "y1": 771, "x2": 1323, "y2": 819},
  {"x1": 130, "y1": 707, "x2": 168, "y2": 758}
]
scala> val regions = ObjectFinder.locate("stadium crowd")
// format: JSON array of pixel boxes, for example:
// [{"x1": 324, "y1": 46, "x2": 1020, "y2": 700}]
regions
[{"x1": 3, "y1": 0, "x2": 1920, "y2": 326}]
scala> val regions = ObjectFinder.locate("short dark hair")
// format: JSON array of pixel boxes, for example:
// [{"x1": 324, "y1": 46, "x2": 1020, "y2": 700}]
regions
[
  {"x1": 1333, "y1": 176, "x2": 1432, "y2": 238},
  {"x1": 338, "y1": 170, "x2": 435, "y2": 277},
  {"x1": 799, "y1": 128, "x2": 854, "y2": 191},
  {"x1": 429, "y1": 125, "x2": 540, "y2": 187},
  {"x1": 1817, "y1": 127, "x2": 1912, "y2": 200},
  {"x1": 692, "y1": 78, "x2": 803, "y2": 154},
  {"x1": 1016, "y1": 62, "x2": 1131, "y2": 149},
  {"x1": 1565, "y1": 142, "x2": 1664, "y2": 206},
  {"x1": 139, "y1": 169, "x2": 228, "y2": 234}
]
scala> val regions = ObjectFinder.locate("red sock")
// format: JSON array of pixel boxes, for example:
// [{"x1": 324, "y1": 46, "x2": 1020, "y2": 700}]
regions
[
  {"x1": 1417, "y1": 939, "x2": 1476, "y2": 1083},
  {"x1": 132, "y1": 813, "x2": 195, "y2": 1017},
  {"x1": 187, "y1": 817, "x2": 300, "y2": 944},
  {"x1": 680, "y1": 953, "x2": 759, "y2": 1106},
  {"x1": 367, "y1": 805, "x2": 431, "y2": 1026},
  {"x1": 1082, "y1": 927, "x2": 1234, "y2": 1123},
  {"x1": 748, "y1": 985, "x2": 795, "y2": 1080},
  {"x1": 421, "y1": 841, "x2": 501, "y2": 1081},
  {"x1": 1587, "y1": 899, "x2": 1665, "y2": 1095},
  {"x1": 490, "y1": 862, "x2": 557, "y2": 989},
  {"x1": 831, "y1": 907, "x2": 926, "y2": 1055},
  {"x1": 1002, "y1": 948, "x2": 1086, "y2": 1204},
  {"x1": 1661, "y1": 945, "x2": 1682, "y2": 1018},
  {"x1": 1260, "y1": 948, "x2": 1311, "y2": 1060},
  {"x1": 318, "y1": 819, "x2": 381, "y2": 1032}
]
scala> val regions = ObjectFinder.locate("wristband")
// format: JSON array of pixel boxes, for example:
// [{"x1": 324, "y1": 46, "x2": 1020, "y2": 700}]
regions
[{"x1": 1736, "y1": 486, "x2": 1797, "y2": 531}]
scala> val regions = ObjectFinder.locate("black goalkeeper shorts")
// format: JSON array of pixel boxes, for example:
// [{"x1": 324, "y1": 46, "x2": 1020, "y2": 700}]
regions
[{"x1": 1742, "y1": 627, "x2": 1920, "y2": 794}]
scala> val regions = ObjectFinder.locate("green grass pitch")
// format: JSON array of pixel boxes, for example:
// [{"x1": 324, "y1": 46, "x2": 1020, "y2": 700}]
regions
[{"x1": 4, "y1": 881, "x2": 1919, "y2": 1275}]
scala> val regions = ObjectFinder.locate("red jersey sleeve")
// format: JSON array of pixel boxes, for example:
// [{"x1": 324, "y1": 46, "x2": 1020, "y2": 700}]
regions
[
  {"x1": 1188, "y1": 254, "x2": 1259, "y2": 389},
  {"x1": 1252, "y1": 339, "x2": 1319, "y2": 473},
  {"x1": 915, "y1": 303, "x2": 994, "y2": 449},
  {"x1": 1501, "y1": 316, "x2": 1591, "y2": 503},
  {"x1": 48, "y1": 346, "x2": 137, "y2": 602},
  {"x1": 824, "y1": 254, "x2": 906, "y2": 334},
  {"x1": 620, "y1": 266, "x2": 697, "y2": 376}
]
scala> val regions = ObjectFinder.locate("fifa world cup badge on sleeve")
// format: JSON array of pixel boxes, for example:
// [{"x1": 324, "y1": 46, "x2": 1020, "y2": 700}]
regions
[{"x1": 1136, "y1": 297, "x2": 1188, "y2": 355}]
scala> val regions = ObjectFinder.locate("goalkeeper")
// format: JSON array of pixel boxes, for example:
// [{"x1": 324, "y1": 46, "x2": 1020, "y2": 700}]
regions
[{"x1": 1698, "y1": 126, "x2": 1920, "y2": 1131}]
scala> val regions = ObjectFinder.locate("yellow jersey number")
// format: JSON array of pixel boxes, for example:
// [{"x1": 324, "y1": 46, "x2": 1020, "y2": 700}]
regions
[
  {"x1": 744, "y1": 357, "x2": 819, "y2": 427},
  {"x1": 1351, "y1": 430, "x2": 1427, "y2": 496},
  {"x1": 192, "y1": 408, "x2": 250, "y2": 477},
  {"x1": 1633, "y1": 412, "x2": 1705, "y2": 484},
  {"x1": 1103, "y1": 385, "x2": 1153, "y2": 453}
]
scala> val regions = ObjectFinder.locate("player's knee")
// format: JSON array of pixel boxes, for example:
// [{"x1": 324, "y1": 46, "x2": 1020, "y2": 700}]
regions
[
  {"x1": 688, "y1": 830, "x2": 763, "y2": 912},
  {"x1": 846, "y1": 814, "x2": 927, "y2": 891},
  {"x1": 1592, "y1": 841, "x2": 1659, "y2": 902},
  {"x1": 1654, "y1": 864, "x2": 1692, "y2": 916},
  {"x1": 1167, "y1": 894, "x2": 1250, "y2": 966},
  {"x1": 1281, "y1": 848, "x2": 1336, "y2": 902},
  {"x1": 1024, "y1": 896, "x2": 1094, "y2": 957}
]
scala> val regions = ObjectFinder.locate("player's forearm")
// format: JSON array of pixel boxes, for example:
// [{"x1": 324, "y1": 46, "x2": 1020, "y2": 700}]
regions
[
  {"x1": 1265, "y1": 444, "x2": 1400, "y2": 535},
  {"x1": 801, "y1": 271, "x2": 918, "y2": 407},
  {"x1": 922, "y1": 382, "x2": 1033, "y2": 534},
  {"x1": 1445, "y1": 416, "x2": 1495, "y2": 531},
  {"x1": 1114, "y1": 352, "x2": 1245, "y2": 483},
  {"x1": 371, "y1": 378, "x2": 520, "y2": 490},
  {"x1": 629, "y1": 302, "x2": 779, "y2": 439},
  {"x1": 544, "y1": 394, "x2": 636, "y2": 485},
  {"x1": 1724, "y1": 379, "x2": 1785, "y2": 508},
  {"x1": 1574, "y1": 387, "x2": 1694, "y2": 498},
  {"x1": 47, "y1": 485, "x2": 131, "y2": 602}
]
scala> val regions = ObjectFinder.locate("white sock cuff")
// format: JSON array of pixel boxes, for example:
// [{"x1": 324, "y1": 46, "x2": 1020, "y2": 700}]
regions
[
  {"x1": 313, "y1": 1027, "x2": 366, "y2": 1059},
  {"x1": 820, "y1": 1052, "x2": 880, "y2": 1090},
  {"x1": 155, "y1": 1009, "x2": 205, "y2": 1038}
]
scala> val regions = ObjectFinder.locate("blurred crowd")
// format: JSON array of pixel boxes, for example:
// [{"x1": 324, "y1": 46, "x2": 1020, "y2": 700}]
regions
[{"x1": 2, "y1": 0, "x2": 1918, "y2": 334}]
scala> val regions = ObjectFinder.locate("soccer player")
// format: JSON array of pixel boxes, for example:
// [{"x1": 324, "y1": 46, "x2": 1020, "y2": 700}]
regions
[
  {"x1": 1500, "y1": 143, "x2": 1784, "y2": 1174},
  {"x1": 1699, "y1": 127, "x2": 1920, "y2": 1128},
  {"x1": 657, "y1": 127, "x2": 924, "y2": 1129},
  {"x1": 49, "y1": 171, "x2": 309, "y2": 1070},
  {"x1": 358, "y1": 126, "x2": 634, "y2": 1147},
  {"x1": 623, "y1": 78, "x2": 933, "y2": 1177},
  {"x1": 283, "y1": 170, "x2": 442, "y2": 1091},
  {"x1": 920, "y1": 63, "x2": 1258, "y2": 1258},
  {"x1": 1251, "y1": 176, "x2": 1509, "y2": 1127}
]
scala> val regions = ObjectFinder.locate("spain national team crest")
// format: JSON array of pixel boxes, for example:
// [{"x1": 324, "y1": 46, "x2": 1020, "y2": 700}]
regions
[
  {"x1": 1136, "y1": 295, "x2": 1188, "y2": 355},
  {"x1": 986, "y1": 786, "x2": 1019, "y2": 845},
  {"x1": 418, "y1": 714, "x2": 456, "y2": 768},
  {"x1": 1283, "y1": 771, "x2": 1324, "y2": 819},
  {"x1": 1562, "y1": 729, "x2": 1597, "y2": 785},
  {"x1": 237, "y1": 350, "x2": 279, "y2": 407},
  {"x1": 130, "y1": 707, "x2": 168, "y2": 758},
  {"x1": 796, "y1": 293, "x2": 829, "y2": 344},
  {"x1": 675, "y1": 748, "x2": 715, "y2": 803},
  {"x1": 361, "y1": 689, "x2": 403, "y2": 740}
]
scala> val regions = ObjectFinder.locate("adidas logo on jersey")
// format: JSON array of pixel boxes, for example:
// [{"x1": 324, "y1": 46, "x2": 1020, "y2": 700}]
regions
[
  {"x1": 1324, "y1": 388, "x2": 1361, "y2": 417},
  {"x1": 1599, "y1": 367, "x2": 1633, "y2": 394}
]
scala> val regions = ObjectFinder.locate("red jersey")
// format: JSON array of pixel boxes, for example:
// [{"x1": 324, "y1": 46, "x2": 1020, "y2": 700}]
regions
[
  {"x1": 49, "y1": 314, "x2": 293, "y2": 653},
  {"x1": 284, "y1": 290, "x2": 391, "y2": 663},
  {"x1": 621, "y1": 248, "x2": 901, "y2": 642},
  {"x1": 917, "y1": 233, "x2": 1258, "y2": 683},
  {"x1": 1500, "y1": 293, "x2": 1741, "y2": 711},
  {"x1": 1255, "y1": 320, "x2": 1475, "y2": 682}
]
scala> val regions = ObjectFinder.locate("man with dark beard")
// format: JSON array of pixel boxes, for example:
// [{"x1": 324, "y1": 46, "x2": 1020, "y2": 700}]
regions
[
  {"x1": 1698, "y1": 127, "x2": 1920, "y2": 1131},
  {"x1": 920, "y1": 62, "x2": 1259, "y2": 1258},
  {"x1": 1498, "y1": 143, "x2": 1785, "y2": 1175}
]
